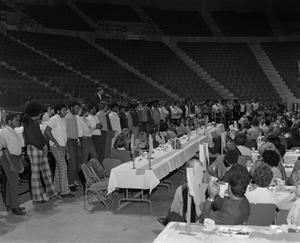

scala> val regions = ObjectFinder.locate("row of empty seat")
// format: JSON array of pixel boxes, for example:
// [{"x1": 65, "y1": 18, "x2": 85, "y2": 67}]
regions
[
  {"x1": 0, "y1": 65, "x2": 64, "y2": 104},
  {"x1": 178, "y1": 42, "x2": 281, "y2": 102},
  {"x1": 0, "y1": 32, "x2": 102, "y2": 102},
  {"x1": 97, "y1": 38, "x2": 219, "y2": 100},
  {"x1": 262, "y1": 42, "x2": 300, "y2": 98},
  {"x1": 9, "y1": 31, "x2": 167, "y2": 100}
]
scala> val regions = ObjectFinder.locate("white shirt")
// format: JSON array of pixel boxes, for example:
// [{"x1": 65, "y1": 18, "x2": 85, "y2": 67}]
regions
[
  {"x1": 0, "y1": 126, "x2": 23, "y2": 155},
  {"x1": 109, "y1": 111, "x2": 121, "y2": 135},
  {"x1": 77, "y1": 115, "x2": 93, "y2": 137},
  {"x1": 245, "y1": 187, "x2": 277, "y2": 205},
  {"x1": 86, "y1": 114, "x2": 101, "y2": 136},
  {"x1": 159, "y1": 106, "x2": 169, "y2": 121},
  {"x1": 47, "y1": 114, "x2": 67, "y2": 147}
]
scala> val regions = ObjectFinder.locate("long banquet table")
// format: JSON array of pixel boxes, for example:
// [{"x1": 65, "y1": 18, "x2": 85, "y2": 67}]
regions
[
  {"x1": 153, "y1": 222, "x2": 300, "y2": 243},
  {"x1": 107, "y1": 125, "x2": 223, "y2": 205}
]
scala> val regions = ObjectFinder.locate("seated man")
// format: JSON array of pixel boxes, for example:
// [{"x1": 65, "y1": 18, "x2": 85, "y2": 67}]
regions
[
  {"x1": 158, "y1": 164, "x2": 250, "y2": 226},
  {"x1": 198, "y1": 164, "x2": 251, "y2": 225}
]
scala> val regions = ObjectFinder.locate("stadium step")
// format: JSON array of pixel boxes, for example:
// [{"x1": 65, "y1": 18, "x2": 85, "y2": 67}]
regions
[
  {"x1": 90, "y1": 38, "x2": 182, "y2": 101},
  {"x1": 249, "y1": 43, "x2": 300, "y2": 109},
  {"x1": 165, "y1": 40, "x2": 235, "y2": 100}
]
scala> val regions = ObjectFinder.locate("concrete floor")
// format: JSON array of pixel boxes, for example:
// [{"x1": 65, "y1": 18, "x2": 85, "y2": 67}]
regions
[{"x1": 0, "y1": 171, "x2": 185, "y2": 243}]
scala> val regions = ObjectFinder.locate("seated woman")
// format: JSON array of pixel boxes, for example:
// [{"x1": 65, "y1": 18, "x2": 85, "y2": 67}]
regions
[
  {"x1": 245, "y1": 163, "x2": 277, "y2": 205},
  {"x1": 113, "y1": 133, "x2": 127, "y2": 150},
  {"x1": 251, "y1": 142, "x2": 287, "y2": 180},
  {"x1": 135, "y1": 131, "x2": 148, "y2": 153},
  {"x1": 176, "y1": 118, "x2": 188, "y2": 137},
  {"x1": 111, "y1": 133, "x2": 131, "y2": 163},
  {"x1": 262, "y1": 150, "x2": 285, "y2": 180}
]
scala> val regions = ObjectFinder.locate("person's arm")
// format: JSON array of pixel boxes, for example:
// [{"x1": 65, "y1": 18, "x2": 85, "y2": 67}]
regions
[
  {"x1": 44, "y1": 126, "x2": 60, "y2": 147},
  {"x1": 198, "y1": 180, "x2": 221, "y2": 223}
]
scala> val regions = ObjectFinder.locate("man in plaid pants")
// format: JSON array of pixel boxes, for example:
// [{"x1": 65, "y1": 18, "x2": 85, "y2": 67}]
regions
[
  {"x1": 45, "y1": 104, "x2": 75, "y2": 198},
  {"x1": 23, "y1": 102, "x2": 58, "y2": 203}
]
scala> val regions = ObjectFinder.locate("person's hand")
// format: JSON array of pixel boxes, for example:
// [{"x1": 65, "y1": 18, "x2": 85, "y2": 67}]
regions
[
  {"x1": 77, "y1": 139, "x2": 81, "y2": 147},
  {"x1": 208, "y1": 180, "x2": 220, "y2": 199}
]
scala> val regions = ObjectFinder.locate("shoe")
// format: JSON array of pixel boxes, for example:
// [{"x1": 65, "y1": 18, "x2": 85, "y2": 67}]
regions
[
  {"x1": 61, "y1": 193, "x2": 75, "y2": 198},
  {"x1": 69, "y1": 185, "x2": 78, "y2": 192},
  {"x1": 50, "y1": 194, "x2": 62, "y2": 199},
  {"x1": 34, "y1": 200, "x2": 47, "y2": 204},
  {"x1": 156, "y1": 217, "x2": 166, "y2": 226},
  {"x1": 6, "y1": 206, "x2": 25, "y2": 211},
  {"x1": 11, "y1": 208, "x2": 26, "y2": 216}
]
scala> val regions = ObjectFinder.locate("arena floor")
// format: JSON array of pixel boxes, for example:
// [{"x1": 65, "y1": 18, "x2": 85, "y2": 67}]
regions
[{"x1": 0, "y1": 171, "x2": 185, "y2": 243}]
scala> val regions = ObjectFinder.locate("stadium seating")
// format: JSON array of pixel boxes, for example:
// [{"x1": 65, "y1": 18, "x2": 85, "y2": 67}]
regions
[
  {"x1": 262, "y1": 42, "x2": 300, "y2": 98},
  {"x1": 9, "y1": 31, "x2": 167, "y2": 100},
  {"x1": 212, "y1": 11, "x2": 272, "y2": 36},
  {"x1": 76, "y1": 2, "x2": 141, "y2": 23},
  {"x1": 0, "y1": 32, "x2": 100, "y2": 102},
  {"x1": 97, "y1": 39, "x2": 219, "y2": 100},
  {"x1": 0, "y1": 65, "x2": 63, "y2": 104},
  {"x1": 16, "y1": 3, "x2": 92, "y2": 31},
  {"x1": 143, "y1": 7, "x2": 211, "y2": 36},
  {"x1": 178, "y1": 42, "x2": 280, "y2": 102}
]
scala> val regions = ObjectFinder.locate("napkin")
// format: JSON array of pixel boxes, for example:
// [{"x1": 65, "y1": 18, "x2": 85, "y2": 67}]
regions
[{"x1": 203, "y1": 218, "x2": 216, "y2": 231}]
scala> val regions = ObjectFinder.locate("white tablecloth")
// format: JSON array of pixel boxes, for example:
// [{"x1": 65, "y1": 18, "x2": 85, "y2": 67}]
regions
[
  {"x1": 153, "y1": 222, "x2": 300, "y2": 243},
  {"x1": 107, "y1": 125, "x2": 223, "y2": 194}
]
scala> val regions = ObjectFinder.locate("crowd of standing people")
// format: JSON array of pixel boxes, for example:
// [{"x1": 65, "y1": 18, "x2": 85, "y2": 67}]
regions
[{"x1": 0, "y1": 87, "x2": 293, "y2": 217}]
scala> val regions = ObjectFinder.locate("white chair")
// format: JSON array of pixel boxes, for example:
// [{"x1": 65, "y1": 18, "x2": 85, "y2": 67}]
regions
[
  {"x1": 199, "y1": 143, "x2": 210, "y2": 183},
  {"x1": 220, "y1": 131, "x2": 227, "y2": 155}
]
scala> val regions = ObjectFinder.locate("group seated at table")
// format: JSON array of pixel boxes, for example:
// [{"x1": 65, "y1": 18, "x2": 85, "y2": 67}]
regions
[{"x1": 157, "y1": 136, "x2": 300, "y2": 227}]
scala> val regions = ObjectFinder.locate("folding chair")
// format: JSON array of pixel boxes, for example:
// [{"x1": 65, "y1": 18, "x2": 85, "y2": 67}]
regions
[
  {"x1": 184, "y1": 166, "x2": 206, "y2": 234},
  {"x1": 81, "y1": 164, "x2": 112, "y2": 209},
  {"x1": 246, "y1": 203, "x2": 276, "y2": 226},
  {"x1": 87, "y1": 158, "x2": 108, "y2": 181},
  {"x1": 102, "y1": 158, "x2": 122, "y2": 177},
  {"x1": 110, "y1": 149, "x2": 132, "y2": 163}
]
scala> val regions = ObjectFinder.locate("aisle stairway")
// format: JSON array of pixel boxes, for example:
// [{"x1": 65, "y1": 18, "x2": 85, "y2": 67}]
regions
[
  {"x1": 165, "y1": 41, "x2": 234, "y2": 99},
  {"x1": 249, "y1": 43, "x2": 299, "y2": 107},
  {"x1": 91, "y1": 39, "x2": 181, "y2": 100}
]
